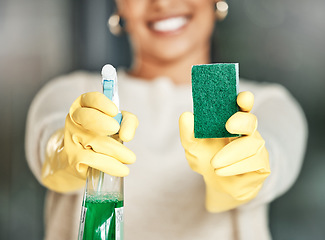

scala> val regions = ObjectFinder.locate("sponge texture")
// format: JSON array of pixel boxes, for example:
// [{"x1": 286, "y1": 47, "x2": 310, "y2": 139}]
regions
[{"x1": 191, "y1": 63, "x2": 239, "y2": 138}]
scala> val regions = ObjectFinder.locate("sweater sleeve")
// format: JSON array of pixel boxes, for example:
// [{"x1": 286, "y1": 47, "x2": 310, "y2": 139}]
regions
[
  {"x1": 239, "y1": 82, "x2": 308, "y2": 209},
  {"x1": 25, "y1": 71, "x2": 99, "y2": 185}
]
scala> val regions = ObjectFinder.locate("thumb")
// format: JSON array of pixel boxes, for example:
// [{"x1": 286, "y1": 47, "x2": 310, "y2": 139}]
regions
[
  {"x1": 237, "y1": 91, "x2": 254, "y2": 112},
  {"x1": 119, "y1": 111, "x2": 139, "y2": 142},
  {"x1": 179, "y1": 112, "x2": 195, "y2": 148}
]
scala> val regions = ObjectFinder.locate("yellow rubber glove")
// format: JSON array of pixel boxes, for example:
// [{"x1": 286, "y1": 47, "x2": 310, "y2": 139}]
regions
[
  {"x1": 41, "y1": 92, "x2": 139, "y2": 193},
  {"x1": 179, "y1": 91, "x2": 270, "y2": 212}
]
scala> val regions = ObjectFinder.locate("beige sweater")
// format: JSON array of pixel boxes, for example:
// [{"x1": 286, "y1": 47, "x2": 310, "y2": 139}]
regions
[{"x1": 25, "y1": 70, "x2": 307, "y2": 240}]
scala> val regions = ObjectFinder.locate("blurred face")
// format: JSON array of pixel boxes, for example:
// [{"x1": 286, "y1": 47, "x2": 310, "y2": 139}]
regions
[{"x1": 117, "y1": 0, "x2": 216, "y2": 64}]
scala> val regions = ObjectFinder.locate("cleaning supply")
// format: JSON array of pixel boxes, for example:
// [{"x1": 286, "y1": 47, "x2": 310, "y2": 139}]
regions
[
  {"x1": 79, "y1": 168, "x2": 124, "y2": 240},
  {"x1": 191, "y1": 63, "x2": 239, "y2": 138},
  {"x1": 179, "y1": 91, "x2": 270, "y2": 212},
  {"x1": 102, "y1": 64, "x2": 123, "y2": 124},
  {"x1": 78, "y1": 64, "x2": 130, "y2": 240}
]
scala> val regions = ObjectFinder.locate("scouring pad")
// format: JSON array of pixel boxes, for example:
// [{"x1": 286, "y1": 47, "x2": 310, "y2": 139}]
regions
[{"x1": 191, "y1": 63, "x2": 239, "y2": 138}]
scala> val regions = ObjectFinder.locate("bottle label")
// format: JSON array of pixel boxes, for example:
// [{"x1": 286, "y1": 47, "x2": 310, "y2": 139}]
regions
[{"x1": 115, "y1": 207, "x2": 124, "y2": 240}]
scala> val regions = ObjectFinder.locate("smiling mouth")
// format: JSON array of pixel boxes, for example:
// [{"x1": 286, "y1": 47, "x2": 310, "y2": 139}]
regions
[{"x1": 149, "y1": 16, "x2": 190, "y2": 34}]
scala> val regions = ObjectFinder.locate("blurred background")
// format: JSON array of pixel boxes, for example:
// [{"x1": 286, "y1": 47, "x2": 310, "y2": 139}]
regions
[{"x1": 0, "y1": 0, "x2": 324, "y2": 239}]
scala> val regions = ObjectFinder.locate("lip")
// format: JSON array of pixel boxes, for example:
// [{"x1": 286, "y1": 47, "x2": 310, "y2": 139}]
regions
[{"x1": 147, "y1": 15, "x2": 192, "y2": 36}]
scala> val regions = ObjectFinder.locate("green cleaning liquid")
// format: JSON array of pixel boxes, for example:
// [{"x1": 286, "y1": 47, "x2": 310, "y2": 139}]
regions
[{"x1": 80, "y1": 194, "x2": 124, "y2": 240}]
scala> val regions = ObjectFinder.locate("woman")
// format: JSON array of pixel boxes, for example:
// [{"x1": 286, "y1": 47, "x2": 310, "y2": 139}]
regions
[{"x1": 25, "y1": 0, "x2": 307, "y2": 239}]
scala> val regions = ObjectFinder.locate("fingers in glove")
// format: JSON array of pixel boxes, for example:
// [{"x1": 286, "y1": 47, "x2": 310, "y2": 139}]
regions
[
  {"x1": 214, "y1": 147, "x2": 270, "y2": 176},
  {"x1": 237, "y1": 91, "x2": 254, "y2": 112},
  {"x1": 77, "y1": 150, "x2": 130, "y2": 177},
  {"x1": 80, "y1": 92, "x2": 118, "y2": 117},
  {"x1": 226, "y1": 112, "x2": 257, "y2": 135},
  {"x1": 211, "y1": 134, "x2": 265, "y2": 169},
  {"x1": 218, "y1": 172, "x2": 267, "y2": 201},
  {"x1": 119, "y1": 111, "x2": 139, "y2": 142},
  {"x1": 179, "y1": 112, "x2": 196, "y2": 148},
  {"x1": 72, "y1": 107, "x2": 120, "y2": 135},
  {"x1": 82, "y1": 135, "x2": 136, "y2": 164}
]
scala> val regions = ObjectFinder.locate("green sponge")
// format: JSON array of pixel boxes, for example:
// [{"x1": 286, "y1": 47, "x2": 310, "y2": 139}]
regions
[{"x1": 191, "y1": 63, "x2": 239, "y2": 138}]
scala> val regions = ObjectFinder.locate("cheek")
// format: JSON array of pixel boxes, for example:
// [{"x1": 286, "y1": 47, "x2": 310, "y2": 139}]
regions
[
  {"x1": 119, "y1": 1, "x2": 147, "y2": 32},
  {"x1": 193, "y1": 1, "x2": 215, "y2": 27},
  {"x1": 193, "y1": 4, "x2": 215, "y2": 40},
  {"x1": 189, "y1": 0, "x2": 214, "y2": 8},
  {"x1": 125, "y1": 19, "x2": 149, "y2": 47}
]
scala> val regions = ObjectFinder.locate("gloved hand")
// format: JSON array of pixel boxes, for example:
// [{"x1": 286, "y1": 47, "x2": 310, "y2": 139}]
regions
[
  {"x1": 41, "y1": 92, "x2": 139, "y2": 193},
  {"x1": 179, "y1": 91, "x2": 270, "y2": 212}
]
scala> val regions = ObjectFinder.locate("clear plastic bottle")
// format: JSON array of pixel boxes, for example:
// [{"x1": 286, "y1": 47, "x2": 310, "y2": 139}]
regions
[
  {"x1": 78, "y1": 168, "x2": 124, "y2": 240},
  {"x1": 78, "y1": 64, "x2": 124, "y2": 240}
]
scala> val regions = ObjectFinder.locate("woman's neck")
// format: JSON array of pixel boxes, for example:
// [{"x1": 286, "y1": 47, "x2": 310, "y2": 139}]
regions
[{"x1": 129, "y1": 45, "x2": 211, "y2": 85}]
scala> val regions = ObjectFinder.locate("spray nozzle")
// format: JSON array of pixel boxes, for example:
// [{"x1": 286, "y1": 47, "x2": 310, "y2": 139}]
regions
[{"x1": 101, "y1": 64, "x2": 122, "y2": 124}]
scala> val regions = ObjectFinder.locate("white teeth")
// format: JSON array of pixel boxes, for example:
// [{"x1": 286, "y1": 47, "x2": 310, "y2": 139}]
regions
[{"x1": 151, "y1": 17, "x2": 188, "y2": 32}]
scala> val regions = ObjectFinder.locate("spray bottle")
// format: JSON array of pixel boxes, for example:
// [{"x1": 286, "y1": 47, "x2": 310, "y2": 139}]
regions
[{"x1": 78, "y1": 64, "x2": 124, "y2": 240}]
